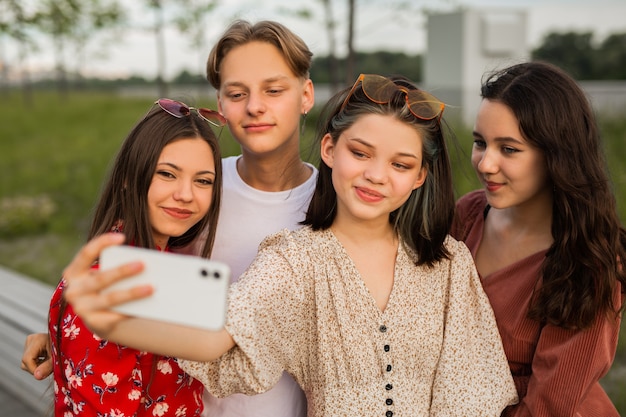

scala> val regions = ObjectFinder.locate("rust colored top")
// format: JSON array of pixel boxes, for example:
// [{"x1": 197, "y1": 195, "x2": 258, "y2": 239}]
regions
[{"x1": 452, "y1": 190, "x2": 622, "y2": 417}]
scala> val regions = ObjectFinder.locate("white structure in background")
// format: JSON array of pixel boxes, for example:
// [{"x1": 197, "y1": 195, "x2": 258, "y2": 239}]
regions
[{"x1": 424, "y1": 8, "x2": 529, "y2": 126}]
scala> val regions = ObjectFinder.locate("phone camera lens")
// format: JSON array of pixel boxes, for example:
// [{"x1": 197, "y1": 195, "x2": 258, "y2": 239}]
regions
[
  {"x1": 200, "y1": 269, "x2": 208, "y2": 277},
  {"x1": 213, "y1": 271, "x2": 221, "y2": 279}
]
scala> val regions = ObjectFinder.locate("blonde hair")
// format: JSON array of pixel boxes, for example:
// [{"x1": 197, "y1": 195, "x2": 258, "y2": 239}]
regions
[{"x1": 207, "y1": 20, "x2": 313, "y2": 89}]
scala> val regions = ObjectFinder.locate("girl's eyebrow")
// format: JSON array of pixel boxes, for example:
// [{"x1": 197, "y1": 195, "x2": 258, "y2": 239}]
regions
[
  {"x1": 472, "y1": 131, "x2": 525, "y2": 145},
  {"x1": 157, "y1": 162, "x2": 181, "y2": 170},
  {"x1": 350, "y1": 137, "x2": 418, "y2": 159},
  {"x1": 349, "y1": 137, "x2": 374, "y2": 149},
  {"x1": 157, "y1": 162, "x2": 215, "y2": 176}
]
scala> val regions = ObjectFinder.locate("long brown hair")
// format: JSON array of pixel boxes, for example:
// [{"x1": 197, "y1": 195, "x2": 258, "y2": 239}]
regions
[
  {"x1": 481, "y1": 61, "x2": 626, "y2": 329},
  {"x1": 88, "y1": 105, "x2": 222, "y2": 257}
]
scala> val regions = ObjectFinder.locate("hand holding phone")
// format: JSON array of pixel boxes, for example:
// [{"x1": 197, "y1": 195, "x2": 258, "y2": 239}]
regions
[{"x1": 100, "y1": 246, "x2": 230, "y2": 331}]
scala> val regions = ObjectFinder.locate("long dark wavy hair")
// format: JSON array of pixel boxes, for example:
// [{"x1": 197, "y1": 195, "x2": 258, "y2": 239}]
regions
[
  {"x1": 302, "y1": 75, "x2": 455, "y2": 267},
  {"x1": 481, "y1": 61, "x2": 626, "y2": 329}
]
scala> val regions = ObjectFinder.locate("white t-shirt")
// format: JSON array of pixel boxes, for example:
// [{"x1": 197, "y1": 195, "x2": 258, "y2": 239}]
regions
[{"x1": 203, "y1": 155, "x2": 317, "y2": 417}]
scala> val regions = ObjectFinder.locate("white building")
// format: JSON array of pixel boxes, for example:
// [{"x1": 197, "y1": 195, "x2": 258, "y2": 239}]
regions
[{"x1": 424, "y1": 8, "x2": 529, "y2": 126}]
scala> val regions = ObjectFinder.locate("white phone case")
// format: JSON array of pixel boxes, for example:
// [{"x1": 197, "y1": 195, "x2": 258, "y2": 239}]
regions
[{"x1": 100, "y1": 245, "x2": 230, "y2": 331}]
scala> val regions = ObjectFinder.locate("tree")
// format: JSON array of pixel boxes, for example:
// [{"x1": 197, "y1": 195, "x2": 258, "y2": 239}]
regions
[
  {"x1": 0, "y1": 0, "x2": 39, "y2": 102},
  {"x1": 532, "y1": 31, "x2": 596, "y2": 80},
  {"x1": 319, "y1": 0, "x2": 340, "y2": 93},
  {"x1": 310, "y1": 51, "x2": 422, "y2": 84},
  {"x1": 36, "y1": 0, "x2": 81, "y2": 94},
  {"x1": 35, "y1": 0, "x2": 124, "y2": 94},
  {"x1": 597, "y1": 33, "x2": 626, "y2": 80},
  {"x1": 146, "y1": 0, "x2": 220, "y2": 97},
  {"x1": 342, "y1": 0, "x2": 438, "y2": 85},
  {"x1": 276, "y1": 1, "x2": 342, "y2": 94},
  {"x1": 69, "y1": 0, "x2": 125, "y2": 89},
  {"x1": 345, "y1": 0, "x2": 356, "y2": 85},
  {"x1": 531, "y1": 30, "x2": 626, "y2": 80},
  {"x1": 147, "y1": 0, "x2": 168, "y2": 97},
  {"x1": 171, "y1": 0, "x2": 219, "y2": 79}
]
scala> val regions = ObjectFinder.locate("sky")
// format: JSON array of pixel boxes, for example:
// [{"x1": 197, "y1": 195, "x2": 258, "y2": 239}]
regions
[{"x1": 2, "y1": 0, "x2": 626, "y2": 81}]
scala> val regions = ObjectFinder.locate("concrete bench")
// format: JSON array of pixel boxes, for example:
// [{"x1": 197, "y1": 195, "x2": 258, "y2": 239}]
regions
[{"x1": 0, "y1": 266, "x2": 54, "y2": 415}]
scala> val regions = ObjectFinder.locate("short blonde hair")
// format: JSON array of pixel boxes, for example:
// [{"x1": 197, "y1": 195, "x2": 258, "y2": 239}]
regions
[{"x1": 207, "y1": 20, "x2": 313, "y2": 89}]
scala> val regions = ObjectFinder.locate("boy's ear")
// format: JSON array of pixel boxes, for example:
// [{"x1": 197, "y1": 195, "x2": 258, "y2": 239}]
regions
[
  {"x1": 216, "y1": 93, "x2": 224, "y2": 114},
  {"x1": 302, "y1": 78, "x2": 315, "y2": 114},
  {"x1": 320, "y1": 133, "x2": 335, "y2": 168}
]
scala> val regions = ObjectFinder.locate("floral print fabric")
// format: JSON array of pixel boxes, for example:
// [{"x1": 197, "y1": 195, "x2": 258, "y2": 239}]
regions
[
  {"x1": 49, "y1": 263, "x2": 204, "y2": 417},
  {"x1": 182, "y1": 227, "x2": 518, "y2": 417}
]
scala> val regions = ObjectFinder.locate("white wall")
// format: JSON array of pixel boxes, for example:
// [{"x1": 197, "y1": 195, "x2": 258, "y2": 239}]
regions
[{"x1": 424, "y1": 8, "x2": 529, "y2": 126}]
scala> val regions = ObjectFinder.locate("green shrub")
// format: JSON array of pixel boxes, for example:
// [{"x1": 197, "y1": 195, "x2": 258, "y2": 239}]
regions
[{"x1": 0, "y1": 195, "x2": 56, "y2": 236}]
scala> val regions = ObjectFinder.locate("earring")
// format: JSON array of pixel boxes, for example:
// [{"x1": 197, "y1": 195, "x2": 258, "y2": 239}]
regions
[{"x1": 300, "y1": 111, "x2": 308, "y2": 136}]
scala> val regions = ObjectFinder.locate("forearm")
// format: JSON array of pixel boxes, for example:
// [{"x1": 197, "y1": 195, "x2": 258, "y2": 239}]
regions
[{"x1": 102, "y1": 317, "x2": 235, "y2": 362}]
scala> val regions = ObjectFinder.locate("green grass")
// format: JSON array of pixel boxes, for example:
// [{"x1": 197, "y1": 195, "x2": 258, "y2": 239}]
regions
[
  {"x1": 0, "y1": 91, "x2": 240, "y2": 281},
  {"x1": 1, "y1": 90, "x2": 624, "y2": 411}
]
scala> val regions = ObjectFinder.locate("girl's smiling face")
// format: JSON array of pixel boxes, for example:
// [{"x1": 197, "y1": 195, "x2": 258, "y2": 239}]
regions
[
  {"x1": 472, "y1": 99, "x2": 551, "y2": 210},
  {"x1": 148, "y1": 137, "x2": 216, "y2": 249},
  {"x1": 321, "y1": 113, "x2": 427, "y2": 227}
]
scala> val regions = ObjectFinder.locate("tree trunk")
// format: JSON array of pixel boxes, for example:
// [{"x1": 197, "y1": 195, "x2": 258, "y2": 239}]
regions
[
  {"x1": 54, "y1": 37, "x2": 69, "y2": 98},
  {"x1": 345, "y1": 0, "x2": 356, "y2": 85},
  {"x1": 153, "y1": 0, "x2": 168, "y2": 98},
  {"x1": 18, "y1": 42, "x2": 34, "y2": 107},
  {"x1": 321, "y1": 0, "x2": 340, "y2": 94}
]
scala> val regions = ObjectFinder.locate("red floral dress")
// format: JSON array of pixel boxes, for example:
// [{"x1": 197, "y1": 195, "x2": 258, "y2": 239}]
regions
[{"x1": 49, "y1": 248, "x2": 204, "y2": 417}]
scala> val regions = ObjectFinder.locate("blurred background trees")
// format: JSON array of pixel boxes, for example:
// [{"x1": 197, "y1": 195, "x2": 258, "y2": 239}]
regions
[
  {"x1": 2, "y1": 0, "x2": 626, "y2": 96},
  {"x1": 533, "y1": 31, "x2": 626, "y2": 80}
]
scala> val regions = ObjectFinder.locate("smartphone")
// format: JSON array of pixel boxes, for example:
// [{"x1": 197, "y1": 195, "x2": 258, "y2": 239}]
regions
[{"x1": 100, "y1": 245, "x2": 230, "y2": 331}]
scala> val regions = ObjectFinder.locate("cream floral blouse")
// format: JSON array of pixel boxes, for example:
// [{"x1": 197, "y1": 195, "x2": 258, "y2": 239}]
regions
[{"x1": 181, "y1": 227, "x2": 518, "y2": 417}]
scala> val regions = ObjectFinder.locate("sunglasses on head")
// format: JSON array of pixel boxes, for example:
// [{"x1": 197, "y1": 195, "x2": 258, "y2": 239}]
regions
[
  {"x1": 340, "y1": 74, "x2": 445, "y2": 121},
  {"x1": 156, "y1": 98, "x2": 227, "y2": 127}
]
